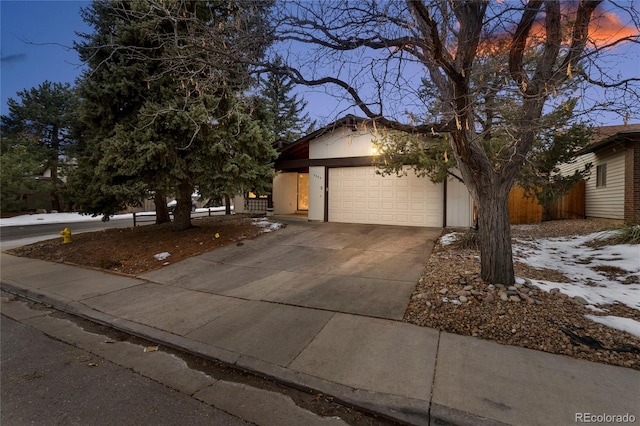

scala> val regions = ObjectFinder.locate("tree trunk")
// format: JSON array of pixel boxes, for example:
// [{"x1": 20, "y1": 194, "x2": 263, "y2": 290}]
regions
[
  {"x1": 50, "y1": 129, "x2": 62, "y2": 212},
  {"x1": 50, "y1": 156, "x2": 62, "y2": 212},
  {"x1": 475, "y1": 184, "x2": 515, "y2": 285},
  {"x1": 154, "y1": 190, "x2": 171, "y2": 224},
  {"x1": 224, "y1": 194, "x2": 231, "y2": 215},
  {"x1": 173, "y1": 181, "x2": 193, "y2": 231}
]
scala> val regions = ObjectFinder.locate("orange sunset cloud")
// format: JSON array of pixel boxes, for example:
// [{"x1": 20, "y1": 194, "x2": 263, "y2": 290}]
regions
[{"x1": 527, "y1": 6, "x2": 637, "y2": 47}]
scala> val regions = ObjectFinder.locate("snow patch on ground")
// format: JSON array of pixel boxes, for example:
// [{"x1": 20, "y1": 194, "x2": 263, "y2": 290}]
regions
[
  {"x1": 514, "y1": 232, "x2": 640, "y2": 311},
  {"x1": 585, "y1": 315, "x2": 640, "y2": 339},
  {"x1": 153, "y1": 252, "x2": 171, "y2": 261},
  {"x1": 442, "y1": 229, "x2": 639, "y2": 334},
  {"x1": 439, "y1": 232, "x2": 461, "y2": 246},
  {"x1": 252, "y1": 218, "x2": 282, "y2": 233},
  {"x1": 515, "y1": 232, "x2": 639, "y2": 336}
]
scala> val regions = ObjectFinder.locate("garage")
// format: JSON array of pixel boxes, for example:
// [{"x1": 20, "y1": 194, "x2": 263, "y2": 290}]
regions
[
  {"x1": 274, "y1": 115, "x2": 472, "y2": 228},
  {"x1": 328, "y1": 166, "x2": 444, "y2": 227}
]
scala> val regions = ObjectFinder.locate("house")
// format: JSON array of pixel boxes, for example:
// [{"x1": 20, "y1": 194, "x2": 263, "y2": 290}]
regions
[
  {"x1": 269, "y1": 115, "x2": 474, "y2": 228},
  {"x1": 559, "y1": 123, "x2": 640, "y2": 223}
]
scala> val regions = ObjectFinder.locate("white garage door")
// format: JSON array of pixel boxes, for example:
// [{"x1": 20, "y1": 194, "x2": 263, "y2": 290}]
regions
[{"x1": 328, "y1": 166, "x2": 443, "y2": 227}]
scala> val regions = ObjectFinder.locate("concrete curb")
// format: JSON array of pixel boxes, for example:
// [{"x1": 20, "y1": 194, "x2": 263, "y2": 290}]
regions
[
  {"x1": 1, "y1": 282, "x2": 444, "y2": 426},
  {"x1": 429, "y1": 405, "x2": 511, "y2": 426}
]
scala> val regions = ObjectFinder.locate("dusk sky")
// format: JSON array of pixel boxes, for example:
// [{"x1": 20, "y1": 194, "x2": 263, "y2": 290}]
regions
[{"x1": 1, "y1": 1, "x2": 638, "y2": 126}]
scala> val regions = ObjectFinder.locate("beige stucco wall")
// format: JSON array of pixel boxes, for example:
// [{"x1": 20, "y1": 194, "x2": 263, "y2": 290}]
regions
[
  {"x1": 273, "y1": 172, "x2": 298, "y2": 215},
  {"x1": 446, "y1": 174, "x2": 474, "y2": 227},
  {"x1": 232, "y1": 195, "x2": 247, "y2": 213},
  {"x1": 309, "y1": 127, "x2": 377, "y2": 159},
  {"x1": 308, "y1": 166, "x2": 326, "y2": 221}
]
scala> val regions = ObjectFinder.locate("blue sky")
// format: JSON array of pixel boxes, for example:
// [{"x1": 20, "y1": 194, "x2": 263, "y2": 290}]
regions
[
  {"x1": 1, "y1": 1, "x2": 91, "y2": 116},
  {"x1": 1, "y1": 1, "x2": 638, "y2": 125},
  {"x1": 0, "y1": 0, "x2": 350, "y2": 123}
]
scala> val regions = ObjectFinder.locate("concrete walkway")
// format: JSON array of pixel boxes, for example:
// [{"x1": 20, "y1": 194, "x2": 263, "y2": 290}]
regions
[{"x1": 1, "y1": 221, "x2": 638, "y2": 425}]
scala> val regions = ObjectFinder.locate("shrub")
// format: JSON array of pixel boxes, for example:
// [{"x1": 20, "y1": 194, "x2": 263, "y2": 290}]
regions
[
  {"x1": 608, "y1": 222, "x2": 640, "y2": 245},
  {"x1": 453, "y1": 229, "x2": 480, "y2": 250}
]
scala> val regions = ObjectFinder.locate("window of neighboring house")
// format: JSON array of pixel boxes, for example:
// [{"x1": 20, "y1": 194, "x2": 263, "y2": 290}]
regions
[
  {"x1": 247, "y1": 192, "x2": 268, "y2": 199},
  {"x1": 596, "y1": 163, "x2": 607, "y2": 188}
]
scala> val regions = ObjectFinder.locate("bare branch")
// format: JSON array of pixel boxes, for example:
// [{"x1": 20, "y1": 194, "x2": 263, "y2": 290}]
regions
[
  {"x1": 509, "y1": 0, "x2": 543, "y2": 90},
  {"x1": 552, "y1": 0, "x2": 603, "y2": 87}
]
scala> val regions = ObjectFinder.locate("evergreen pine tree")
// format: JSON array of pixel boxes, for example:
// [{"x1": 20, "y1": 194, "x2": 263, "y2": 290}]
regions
[
  {"x1": 259, "y1": 56, "x2": 315, "y2": 146},
  {"x1": 1, "y1": 81, "x2": 77, "y2": 211},
  {"x1": 69, "y1": 0, "x2": 276, "y2": 230}
]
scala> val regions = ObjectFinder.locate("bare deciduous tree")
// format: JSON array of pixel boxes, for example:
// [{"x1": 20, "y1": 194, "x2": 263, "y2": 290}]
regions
[{"x1": 272, "y1": 0, "x2": 640, "y2": 284}]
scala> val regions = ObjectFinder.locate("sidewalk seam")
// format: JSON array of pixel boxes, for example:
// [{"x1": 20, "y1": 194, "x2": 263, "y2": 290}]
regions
[
  {"x1": 429, "y1": 330, "x2": 442, "y2": 424},
  {"x1": 285, "y1": 311, "x2": 337, "y2": 369}
]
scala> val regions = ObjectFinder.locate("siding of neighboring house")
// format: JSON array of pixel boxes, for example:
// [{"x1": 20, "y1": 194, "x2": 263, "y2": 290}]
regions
[
  {"x1": 42, "y1": 167, "x2": 69, "y2": 183},
  {"x1": 560, "y1": 149, "x2": 625, "y2": 220}
]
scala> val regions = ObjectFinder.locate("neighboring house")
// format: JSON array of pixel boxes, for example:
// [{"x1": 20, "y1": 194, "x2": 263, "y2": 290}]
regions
[
  {"x1": 270, "y1": 115, "x2": 474, "y2": 228},
  {"x1": 25, "y1": 166, "x2": 66, "y2": 212},
  {"x1": 559, "y1": 123, "x2": 640, "y2": 223},
  {"x1": 41, "y1": 167, "x2": 67, "y2": 183}
]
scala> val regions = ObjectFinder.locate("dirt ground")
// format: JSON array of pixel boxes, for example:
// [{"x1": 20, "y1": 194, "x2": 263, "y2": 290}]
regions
[
  {"x1": 6, "y1": 215, "x2": 640, "y2": 370},
  {"x1": 7, "y1": 214, "x2": 268, "y2": 276}
]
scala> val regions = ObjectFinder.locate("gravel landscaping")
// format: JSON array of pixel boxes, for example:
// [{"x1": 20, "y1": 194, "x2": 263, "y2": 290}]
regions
[{"x1": 403, "y1": 219, "x2": 640, "y2": 370}]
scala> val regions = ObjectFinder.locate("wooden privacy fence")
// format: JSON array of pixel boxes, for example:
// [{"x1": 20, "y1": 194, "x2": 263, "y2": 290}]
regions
[
  {"x1": 508, "y1": 180, "x2": 585, "y2": 224},
  {"x1": 508, "y1": 187, "x2": 542, "y2": 225}
]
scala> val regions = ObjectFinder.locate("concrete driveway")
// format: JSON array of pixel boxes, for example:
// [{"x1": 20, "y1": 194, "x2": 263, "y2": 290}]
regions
[{"x1": 140, "y1": 220, "x2": 441, "y2": 320}]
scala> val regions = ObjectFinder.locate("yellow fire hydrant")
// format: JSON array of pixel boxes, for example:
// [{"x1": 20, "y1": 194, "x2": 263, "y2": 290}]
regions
[{"x1": 60, "y1": 227, "x2": 72, "y2": 244}]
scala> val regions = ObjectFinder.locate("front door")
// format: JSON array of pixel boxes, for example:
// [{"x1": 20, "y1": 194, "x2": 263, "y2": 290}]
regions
[{"x1": 297, "y1": 173, "x2": 309, "y2": 211}]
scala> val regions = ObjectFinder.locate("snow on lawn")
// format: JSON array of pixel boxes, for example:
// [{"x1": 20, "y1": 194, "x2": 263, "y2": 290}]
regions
[
  {"x1": 513, "y1": 232, "x2": 640, "y2": 311},
  {"x1": 0, "y1": 212, "x2": 133, "y2": 227},
  {"x1": 0, "y1": 206, "x2": 232, "y2": 227}
]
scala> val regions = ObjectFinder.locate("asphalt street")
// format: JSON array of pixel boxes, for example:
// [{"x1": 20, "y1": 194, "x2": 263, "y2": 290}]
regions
[
  {"x1": 0, "y1": 314, "x2": 251, "y2": 426},
  {"x1": 0, "y1": 219, "x2": 135, "y2": 243}
]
